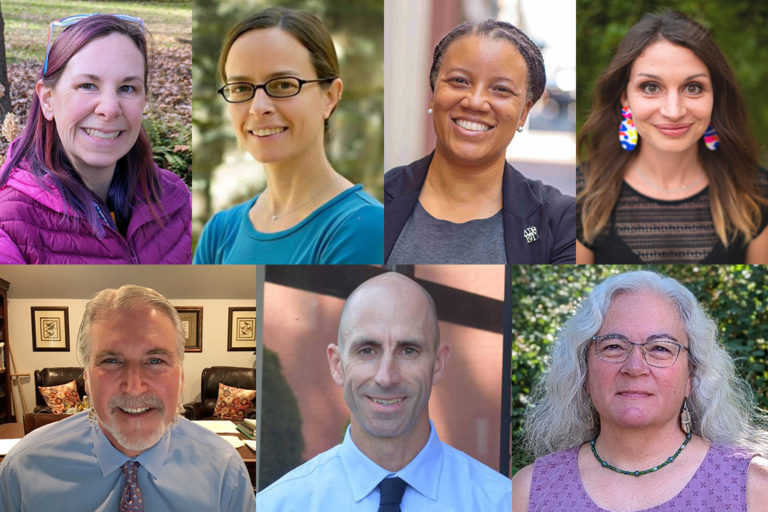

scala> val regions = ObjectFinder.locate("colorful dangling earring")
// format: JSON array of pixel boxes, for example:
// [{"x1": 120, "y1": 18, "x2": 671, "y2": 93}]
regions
[
  {"x1": 618, "y1": 106, "x2": 638, "y2": 151},
  {"x1": 680, "y1": 398, "x2": 692, "y2": 434},
  {"x1": 703, "y1": 124, "x2": 719, "y2": 151}
]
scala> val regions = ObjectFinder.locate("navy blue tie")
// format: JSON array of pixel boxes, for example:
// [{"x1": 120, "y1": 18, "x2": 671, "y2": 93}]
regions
[{"x1": 378, "y1": 477, "x2": 407, "y2": 512}]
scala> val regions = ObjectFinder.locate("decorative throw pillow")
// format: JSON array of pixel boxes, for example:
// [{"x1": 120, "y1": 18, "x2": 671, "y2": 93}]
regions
[
  {"x1": 213, "y1": 383, "x2": 256, "y2": 421},
  {"x1": 38, "y1": 380, "x2": 81, "y2": 414}
]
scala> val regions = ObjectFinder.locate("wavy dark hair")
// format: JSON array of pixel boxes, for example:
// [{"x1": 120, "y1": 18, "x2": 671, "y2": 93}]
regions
[
  {"x1": 217, "y1": 7, "x2": 340, "y2": 133},
  {"x1": 0, "y1": 14, "x2": 162, "y2": 238},
  {"x1": 578, "y1": 10, "x2": 765, "y2": 247}
]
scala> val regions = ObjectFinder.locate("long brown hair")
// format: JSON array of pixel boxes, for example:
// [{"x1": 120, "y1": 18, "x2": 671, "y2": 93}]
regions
[{"x1": 578, "y1": 10, "x2": 764, "y2": 247}]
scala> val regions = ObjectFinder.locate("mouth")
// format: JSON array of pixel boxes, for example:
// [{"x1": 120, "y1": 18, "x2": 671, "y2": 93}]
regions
[
  {"x1": 367, "y1": 396, "x2": 406, "y2": 409},
  {"x1": 617, "y1": 390, "x2": 653, "y2": 398},
  {"x1": 453, "y1": 118, "x2": 494, "y2": 133},
  {"x1": 117, "y1": 406, "x2": 153, "y2": 415},
  {"x1": 654, "y1": 124, "x2": 693, "y2": 137},
  {"x1": 249, "y1": 127, "x2": 288, "y2": 137},
  {"x1": 83, "y1": 128, "x2": 122, "y2": 140}
]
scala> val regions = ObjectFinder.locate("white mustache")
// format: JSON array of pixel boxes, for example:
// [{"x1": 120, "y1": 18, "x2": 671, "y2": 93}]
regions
[{"x1": 109, "y1": 394, "x2": 164, "y2": 411}]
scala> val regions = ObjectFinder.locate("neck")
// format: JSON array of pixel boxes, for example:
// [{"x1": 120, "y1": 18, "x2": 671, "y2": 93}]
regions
[
  {"x1": 631, "y1": 145, "x2": 704, "y2": 190},
  {"x1": 594, "y1": 421, "x2": 689, "y2": 469},
  {"x1": 261, "y1": 144, "x2": 339, "y2": 211},
  {"x1": 77, "y1": 166, "x2": 115, "y2": 203},
  {"x1": 350, "y1": 416, "x2": 431, "y2": 472}
]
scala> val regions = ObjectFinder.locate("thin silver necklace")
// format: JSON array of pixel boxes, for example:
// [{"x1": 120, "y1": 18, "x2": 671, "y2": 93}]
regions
[
  {"x1": 262, "y1": 180, "x2": 336, "y2": 221},
  {"x1": 634, "y1": 166, "x2": 706, "y2": 194}
]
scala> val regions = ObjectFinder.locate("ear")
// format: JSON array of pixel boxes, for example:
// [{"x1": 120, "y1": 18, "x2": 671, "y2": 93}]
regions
[
  {"x1": 431, "y1": 343, "x2": 451, "y2": 385},
  {"x1": 83, "y1": 368, "x2": 91, "y2": 396},
  {"x1": 516, "y1": 99, "x2": 534, "y2": 131},
  {"x1": 620, "y1": 90, "x2": 628, "y2": 107},
  {"x1": 323, "y1": 78, "x2": 344, "y2": 120},
  {"x1": 327, "y1": 343, "x2": 344, "y2": 387},
  {"x1": 36, "y1": 80, "x2": 55, "y2": 121}
]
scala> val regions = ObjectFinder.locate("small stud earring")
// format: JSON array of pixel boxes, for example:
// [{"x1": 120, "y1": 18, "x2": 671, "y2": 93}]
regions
[
  {"x1": 427, "y1": 107, "x2": 433, "y2": 115},
  {"x1": 516, "y1": 126, "x2": 524, "y2": 133}
]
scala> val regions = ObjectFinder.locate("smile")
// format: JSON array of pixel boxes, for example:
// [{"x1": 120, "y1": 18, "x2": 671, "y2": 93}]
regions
[
  {"x1": 654, "y1": 124, "x2": 692, "y2": 137},
  {"x1": 84, "y1": 128, "x2": 121, "y2": 140},
  {"x1": 251, "y1": 127, "x2": 288, "y2": 137},
  {"x1": 118, "y1": 406, "x2": 152, "y2": 415},
  {"x1": 454, "y1": 119, "x2": 492, "y2": 132},
  {"x1": 369, "y1": 397, "x2": 404, "y2": 405}
]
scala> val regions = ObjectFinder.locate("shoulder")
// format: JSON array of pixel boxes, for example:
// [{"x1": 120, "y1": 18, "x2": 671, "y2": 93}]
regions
[
  {"x1": 171, "y1": 418, "x2": 241, "y2": 454},
  {"x1": 747, "y1": 455, "x2": 768, "y2": 507},
  {"x1": 155, "y1": 168, "x2": 191, "y2": 210},
  {"x1": 504, "y1": 162, "x2": 575, "y2": 218},
  {"x1": 439, "y1": 442, "x2": 512, "y2": 502},
  {"x1": 324, "y1": 187, "x2": 383, "y2": 228},
  {"x1": 199, "y1": 197, "x2": 255, "y2": 241},
  {"x1": 257, "y1": 445, "x2": 343, "y2": 508},
  {"x1": 384, "y1": 154, "x2": 432, "y2": 199},
  {"x1": 511, "y1": 464, "x2": 534, "y2": 512},
  {"x1": 1, "y1": 412, "x2": 90, "y2": 462}
]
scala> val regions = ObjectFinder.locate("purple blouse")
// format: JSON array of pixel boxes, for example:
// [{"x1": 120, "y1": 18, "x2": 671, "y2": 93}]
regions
[{"x1": 528, "y1": 443, "x2": 752, "y2": 511}]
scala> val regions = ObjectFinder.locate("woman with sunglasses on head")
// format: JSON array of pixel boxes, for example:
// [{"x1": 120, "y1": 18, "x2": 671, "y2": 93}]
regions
[
  {"x1": 194, "y1": 7, "x2": 383, "y2": 264},
  {"x1": 513, "y1": 271, "x2": 768, "y2": 511},
  {"x1": 0, "y1": 14, "x2": 191, "y2": 264},
  {"x1": 577, "y1": 10, "x2": 768, "y2": 264},
  {"x1": 385, "y1": 19, "x2": 575, "y2": 264}
]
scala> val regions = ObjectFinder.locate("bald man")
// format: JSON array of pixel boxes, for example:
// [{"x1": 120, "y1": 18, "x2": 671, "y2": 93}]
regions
[{"x1": 257, "y1": 272, "x2": 512, "y2": 511}]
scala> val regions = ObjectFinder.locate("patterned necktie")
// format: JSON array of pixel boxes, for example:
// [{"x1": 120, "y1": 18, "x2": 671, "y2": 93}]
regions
[
  {"x1": 378, "y1": 476, "x2": 407, "y2": 512},
  {"x1": 120, "y1": 461, "x2": 144, "y2": 512}
]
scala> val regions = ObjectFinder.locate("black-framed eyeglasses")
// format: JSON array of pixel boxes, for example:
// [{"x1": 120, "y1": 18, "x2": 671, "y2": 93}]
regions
[
  {"x1": 218, "y1": 76, "x2": 337, "y2": 103},
  {"x1": 43, "y1": 14, "x2": 145, "y2": 76},
  {"x1": 591, "y1": 334, "x2": 689, "y2": 368}
]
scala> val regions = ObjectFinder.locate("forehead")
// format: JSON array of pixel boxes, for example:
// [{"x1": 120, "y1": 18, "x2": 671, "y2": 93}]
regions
[
  {"x1": 442, "y1": 35, "x2": 527, "y2": 75},
  {"x1": 89, "y1": 307, "x2": 177, "y2": 355},
  {"x1": 64, "y1": 32, "x2": 144, "y2": 73},
  {"x1": 629, "y1": 39, "x2": 709, "y2": 80},
  {"x1": 601, "y1": 291, "x2": 685, "y2": 336},
  {"x1": 342, "y1": 284, "x2": 433, "y2": 343},
  {"x1": 226, "y1": 27, "x2": 314, "y2": 79}
]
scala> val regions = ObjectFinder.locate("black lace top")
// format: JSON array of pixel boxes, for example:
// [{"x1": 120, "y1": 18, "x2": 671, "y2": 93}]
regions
[{"x1": 576, "y1": 167, "x2": 768, "y2": 263}]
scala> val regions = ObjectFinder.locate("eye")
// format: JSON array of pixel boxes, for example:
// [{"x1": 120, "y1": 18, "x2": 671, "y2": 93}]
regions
[
  {"x1": 146, "y1": 357, "x2": 167, "y2": 365},
  {"x1": 401, "y1": 346, "x2": 419, "y2": 356},
  {"x1": 492, "y1": 84, "x2": 514, "y2": 96},
  {"x1": 446, "y1": 76, "x2": 469, "y2": 86},
  {"x1": 357, "y1": 346, "x2": 375, "y2": 356},
  {"x1": 684, "y1": 83, "x2": 703, "y2": 94},
  {"x1": 79, "y1": 83, "x2": 97, "y2": 91},
  {"x1": 640, "y1": 82, "x2": 660, "y2": 94},
  {"x1": 98, "y1": 357, "x2": 121, "y2": 366},
  {"x1": 118, "y1": 84, "x2": 136, "y2": 94}
]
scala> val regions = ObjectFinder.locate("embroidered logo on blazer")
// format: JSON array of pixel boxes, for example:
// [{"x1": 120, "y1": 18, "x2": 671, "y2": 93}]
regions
[{"x1": 523, "y1": 226, "x2": 539, "y2": 244}]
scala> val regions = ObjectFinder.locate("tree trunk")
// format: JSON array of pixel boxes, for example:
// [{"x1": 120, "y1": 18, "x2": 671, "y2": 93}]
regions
[{"x1": 0, "y1": 1, "x2": 12, "y2": 116}]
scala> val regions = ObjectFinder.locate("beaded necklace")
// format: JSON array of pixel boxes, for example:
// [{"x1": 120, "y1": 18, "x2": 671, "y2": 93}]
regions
[{"x1": 589, "y1": 432, "x2": 692, "y2": 477}]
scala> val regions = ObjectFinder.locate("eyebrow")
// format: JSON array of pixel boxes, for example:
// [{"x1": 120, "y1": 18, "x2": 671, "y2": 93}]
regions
[
  {"x1": 92, "y1": 348, "x2": 174, "y2": 359},
  {"x1": 600, "y1": 333, "x2": 681, "y2": 343},
  {"x1": 636, "y1": 72, "x2": 709, "y2": 81},
  {"x1": 226, "y1": 70, "x2": 302, "y2": 82},
  {"x1": 72, "y1": 73, "x2": 143, "y2": 83},
  {"x1": 445, "y1": 67, "x2": 519, "y2": 82},
  {"x1": 346, "y1": 338, "x2": 427, "y2": 354}
]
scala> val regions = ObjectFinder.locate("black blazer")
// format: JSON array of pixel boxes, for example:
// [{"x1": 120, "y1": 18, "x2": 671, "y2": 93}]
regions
[{"x1": 384, "y1": 153, "x2": 575, "y2": 263}]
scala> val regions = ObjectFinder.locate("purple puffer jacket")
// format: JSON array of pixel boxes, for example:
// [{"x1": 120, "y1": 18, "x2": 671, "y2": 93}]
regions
[{"x1": 0, "y1": 165, "x2": 192, "y2": 264}]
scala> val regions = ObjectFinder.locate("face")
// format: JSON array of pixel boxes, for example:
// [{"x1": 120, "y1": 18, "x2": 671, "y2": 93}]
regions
[
  {"x1": 622, "y1": 39, "x2": 713, "y2": 155},
  {"x1": 84, "y1": 307, "x2": 183, "y2": 457},
  {"x1": 224, "y1": 27, "x2": 341, "y2": 165},
  {"x1": 37, "y1": 33, "x2": 146, "y2": 181},
  {"x1": 431, "y1": 35, "x2": 532, "y2": 169},
  {"x1": 327, "y1": 279, "x2": 449, "y2": 442},
  {"x1": 587, "y1": 291, "x2": 691, "y2": 432}
]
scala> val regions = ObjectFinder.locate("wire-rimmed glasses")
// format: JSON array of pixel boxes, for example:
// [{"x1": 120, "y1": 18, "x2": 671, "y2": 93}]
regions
[
  {"x1": 43, "y1": 13, "x2": 145, "y2": 75},
  {"x1": 218, "y1": 76, "x2": 337, "y2": 103},
  {"x1": 591, "y1": 334, "x2": 689, "y2": 368}
]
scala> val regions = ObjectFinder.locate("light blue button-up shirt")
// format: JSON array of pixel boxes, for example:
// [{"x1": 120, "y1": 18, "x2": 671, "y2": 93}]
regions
[
  {"x1": 257, "y1": 421, "x2": 512, "y2": 511},
  {"x1": 0, "y1": 411, "x2": 255, "y2": 511}
]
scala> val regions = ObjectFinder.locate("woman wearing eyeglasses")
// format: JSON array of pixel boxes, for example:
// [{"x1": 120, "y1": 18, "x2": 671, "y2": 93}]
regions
[
  {"x1": 513, "y1": 271, "x2": 768, "y2": 511},
  {"x1": 194, "y1": 7, "x2": 383, "y2": 264},
  {"x1": 0, "y1": 14, "x2": 191, "y2": 264}
]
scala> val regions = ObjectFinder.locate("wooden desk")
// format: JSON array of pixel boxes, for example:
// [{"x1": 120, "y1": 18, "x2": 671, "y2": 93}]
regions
[{"x1": 0, "y1": 422, "x2": 23, "y2": 465}]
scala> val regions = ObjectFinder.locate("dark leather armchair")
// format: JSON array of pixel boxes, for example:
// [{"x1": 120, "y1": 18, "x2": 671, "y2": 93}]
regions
[
  {"x1": 23, "y1": 412, "x2": 71, "y2": 434},
  {"x1": 183, "y1": 366, "x2": 256, "y2": 420},
  {"x1": 34, "y1": 367, "x2": 86, "y2": 413}
]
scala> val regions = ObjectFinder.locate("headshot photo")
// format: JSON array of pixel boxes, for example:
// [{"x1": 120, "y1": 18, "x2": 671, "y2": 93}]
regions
[
  {"x1": 0, "y1": 4, "x2": 192, "y2": 264},
  {"x1": 256, "y1": 265, "x2": 511, "y2": 510},
  {"x1": 576, "y1": 3, "x2": 768, "y2": 264},
  {"x1": 509, "y1": 265, "x2": 768, "y2": 511},
  {"x1": 191, "y1": 0, "x2": 384, "y2": 264},
  {"x1": 384, "y1": 0, "x2": 576, "y2": 264}
]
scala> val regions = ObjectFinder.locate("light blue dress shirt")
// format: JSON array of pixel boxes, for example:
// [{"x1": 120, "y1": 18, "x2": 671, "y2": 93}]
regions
[
  {"x1": 194, "y1": 185, "x2": 384, "y2": 264},
  {"x1": 0, "y1": 411, "x2": 255, "y2": 511},
  {"x1": 256, "y1": 421, "x2": 512, "y2": 511}
]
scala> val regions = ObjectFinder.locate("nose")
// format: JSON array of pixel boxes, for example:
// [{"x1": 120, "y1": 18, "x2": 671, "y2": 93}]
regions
[
  {"x1": 620, "y1": 345, "x2": 650, "y2": 376},
  {"x1": 124, "y1": 364, "x2": 148, "y2": 395},
  {"x1": 248, "y1": 87, "x2": 274, "y2": 115},
  {"x1": 462, "y1": 84, "x2": 491, "y2": 112},
  {"x1": 93, "y1": 91, "x2": 122, "y2": 120},
  {"x1": 660, "y1": 91, "x2": 685, "y2": 119},
  {"x1": 374, "y1": 351, "x2": 401, "y2": 388}
]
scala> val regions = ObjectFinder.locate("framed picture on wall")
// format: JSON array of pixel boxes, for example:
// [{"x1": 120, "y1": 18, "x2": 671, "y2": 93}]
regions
[
  {"x1": 31, "y1": 307, "x2": 70, "y2": 352},
  {"x1": 175, "y1": 306, "x2": 203, "y2": 353},
  {"x1": 227, "y1": 307, "x2": 257, "y2": 351}
]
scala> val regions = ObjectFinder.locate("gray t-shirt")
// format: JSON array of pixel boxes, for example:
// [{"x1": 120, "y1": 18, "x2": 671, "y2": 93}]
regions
[{"x1": 387, "y1": 202, "x2": 506, "y2": 264}]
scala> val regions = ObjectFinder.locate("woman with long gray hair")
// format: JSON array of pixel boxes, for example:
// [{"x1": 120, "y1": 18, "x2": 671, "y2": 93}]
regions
[{"x1": 513, "y1": 270, "x2": 768, "y2": 511}]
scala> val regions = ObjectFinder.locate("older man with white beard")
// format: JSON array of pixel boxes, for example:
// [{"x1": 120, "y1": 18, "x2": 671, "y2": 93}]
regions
[{"x1": 0, "y1": 285, "x2": 255, "y2": 512}]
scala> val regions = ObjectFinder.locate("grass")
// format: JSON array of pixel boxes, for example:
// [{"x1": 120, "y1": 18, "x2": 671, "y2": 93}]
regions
[{"x1": 2, "y1": 0, "x2": 191, "y2": 62}]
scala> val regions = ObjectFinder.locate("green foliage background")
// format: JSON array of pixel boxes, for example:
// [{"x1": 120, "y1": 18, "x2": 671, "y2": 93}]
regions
[
  {"x1": 577, "y1": 0, "x2": 768, "y2": 164},
  {"x1": 510, "y1": 265, "x2": 768, "y2": 474}
]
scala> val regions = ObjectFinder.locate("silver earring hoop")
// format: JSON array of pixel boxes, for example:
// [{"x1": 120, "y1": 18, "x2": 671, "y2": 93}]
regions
[{"x1": 427, "y1": 108, "x2": 433, "y2": 115}]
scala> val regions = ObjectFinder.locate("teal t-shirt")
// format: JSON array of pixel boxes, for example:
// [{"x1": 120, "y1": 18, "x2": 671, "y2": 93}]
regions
[{"x1": 194, "y1": 185, "x2": 383, "y2": 264}]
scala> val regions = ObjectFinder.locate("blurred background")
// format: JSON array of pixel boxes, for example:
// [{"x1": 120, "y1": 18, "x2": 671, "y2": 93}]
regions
[
  {"x1": 385, "y1": 0, "x2": 576, "y2": 195},
  {"x1": 192, "y1": 0, "x2": 383, "y2": 248},
  {"x1": 577, "y1": 0, "x2": 768, "y2": 165}
]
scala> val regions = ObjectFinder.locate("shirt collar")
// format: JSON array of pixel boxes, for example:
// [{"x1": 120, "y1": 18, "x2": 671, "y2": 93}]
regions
[
  {"x1": 91, "y1": 416, "x2": 173, "y2": 480},
  {"x1": 340, "y1": 420, "x2": 444, "y2": 502}
]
